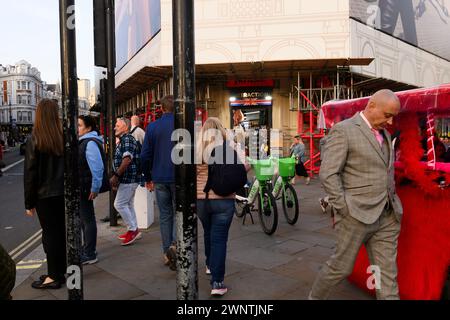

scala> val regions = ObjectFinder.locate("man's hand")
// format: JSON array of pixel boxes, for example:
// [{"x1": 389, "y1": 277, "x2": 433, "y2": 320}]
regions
[
  {"x1": 26, "y1": 208, "x2": 36, "y2": 217},
  {"x1": 145, "y1": 181, "x2": 154, "y2": 192},
  {"x1": 88, "y1": 192, "x2": 98, "y2": 201},
  {"x1": 110, "y1": 175, "x2": 119, "y2": 191}
]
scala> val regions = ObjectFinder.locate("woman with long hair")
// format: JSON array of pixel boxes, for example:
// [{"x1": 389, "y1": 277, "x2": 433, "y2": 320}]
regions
[
  {"x1": 24, "y1": 99, "x2": 66, "y2": 289},
  {"x1": 196, "y1": 117, "x2": 240, "y2": 296}
]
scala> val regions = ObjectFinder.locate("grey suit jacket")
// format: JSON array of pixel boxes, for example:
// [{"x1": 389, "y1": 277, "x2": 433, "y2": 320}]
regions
[{"x1": 319, "y1": 113, "x2": 403, "y2": 225}]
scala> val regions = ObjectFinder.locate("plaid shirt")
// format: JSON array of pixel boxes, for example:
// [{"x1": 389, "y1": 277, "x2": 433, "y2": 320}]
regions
[{"x1": 113, "y1": 133, "x2": 143, "y2": 184}]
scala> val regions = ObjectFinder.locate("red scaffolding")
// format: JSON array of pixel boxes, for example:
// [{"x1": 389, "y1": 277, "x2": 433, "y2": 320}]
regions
[{"x1": 297, "y1": 91, "x2": 325, "y2": 177}]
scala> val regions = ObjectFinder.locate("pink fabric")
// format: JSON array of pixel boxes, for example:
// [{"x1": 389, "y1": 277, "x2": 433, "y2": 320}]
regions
[{"x1": 371, "y1": 128, "x2": 384, "y2": 147}]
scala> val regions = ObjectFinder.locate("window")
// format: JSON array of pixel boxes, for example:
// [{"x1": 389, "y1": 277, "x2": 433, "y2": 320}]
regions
[
  {"x1": 17, "y1": 81, "x2": 21, "y2": 89},
  {"x1": 27, "y1": 96, "x2": 31, "y2": 104},
  {"x1": 17, "y1": 96, "x2": 21, "y2": 104},
  {"x1": 28, "y1": 111, "x2": 32, "y2": 122},
  {"x1": 18, "y1": 111, "x2": 22, "y2": 122},
  {"x1": 22, "y1": 81, "x2": 27, "y2": 90}
]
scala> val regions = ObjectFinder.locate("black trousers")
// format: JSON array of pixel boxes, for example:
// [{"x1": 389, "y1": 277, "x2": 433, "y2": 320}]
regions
[
  {"x1": 36, "y1": 196, "x2": 67, "y2": 282},
  {"x1": 379, "y1": 0, "x2": 418, "y2": 46},
  {"x1": 295, "y1": 161, "x2": 308, "y2": 177},
  {"x1": 80, "y1": 195, "x2": 97, "y2": 258}
]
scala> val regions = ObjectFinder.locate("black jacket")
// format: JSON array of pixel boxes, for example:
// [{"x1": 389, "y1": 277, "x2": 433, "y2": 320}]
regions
[
  {"x1": 24, "y1": 138, "x2": 64, "y2": 210},
  {"x1": 0, "y1": 243, "x2": 15, "y2": 300}
]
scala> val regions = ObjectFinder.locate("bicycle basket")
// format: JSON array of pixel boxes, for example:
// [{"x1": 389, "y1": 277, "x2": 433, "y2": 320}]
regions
[
  {"x1": 253, "y1": 159, "x2": 275, "y2": 181},
  {"x1": 278, "y1": 157, "x2": 296, "y2": 178}
]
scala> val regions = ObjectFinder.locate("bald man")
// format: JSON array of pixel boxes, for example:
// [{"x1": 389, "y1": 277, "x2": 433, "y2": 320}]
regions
[
  {"x1": 130, "y1": 115, "x2": 145, "y2": 146},
  {"x1": 309, "y1": 89, "x2": 403, "y2": 300}
]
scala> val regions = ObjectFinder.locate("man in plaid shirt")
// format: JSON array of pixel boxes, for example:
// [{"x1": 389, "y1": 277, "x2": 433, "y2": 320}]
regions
[{"x1": 110, "y1": 117, "x2": 143, "y2": 246}]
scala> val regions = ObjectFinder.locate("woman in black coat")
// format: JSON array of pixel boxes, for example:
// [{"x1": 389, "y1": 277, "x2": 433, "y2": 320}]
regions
[{"x1": 24, "y1": 99, "x2": 66, "y2": 289}]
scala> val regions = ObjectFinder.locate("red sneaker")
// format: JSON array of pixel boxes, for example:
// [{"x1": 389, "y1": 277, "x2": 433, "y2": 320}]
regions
[
  {"x1": 117, "y1": 231, "x2": 129, "y2": 240},
  {"x1": 121, "y1": 229, "x2": 142, "y2": 246},
  {"x1": 118, "y1": 230, "x2": 142, "y2": 241}
]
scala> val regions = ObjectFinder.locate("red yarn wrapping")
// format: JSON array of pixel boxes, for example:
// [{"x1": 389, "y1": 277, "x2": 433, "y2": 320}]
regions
[{"x1": 348, "y1": 112, "x2": 450, "y2": 300}]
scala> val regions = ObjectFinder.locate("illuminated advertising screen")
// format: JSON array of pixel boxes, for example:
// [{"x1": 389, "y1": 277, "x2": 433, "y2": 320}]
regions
[
  {"x1": 115, "y1": 0, "x2": 161, "y2": 71},
  {"x1": 350, "y1": 0, "x2": 450, "y2": 61}
]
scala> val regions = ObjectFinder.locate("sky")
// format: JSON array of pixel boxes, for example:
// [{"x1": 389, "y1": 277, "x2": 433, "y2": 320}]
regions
[{"x1": 0, "y1": 0, "x2": 95, "y2": 86}]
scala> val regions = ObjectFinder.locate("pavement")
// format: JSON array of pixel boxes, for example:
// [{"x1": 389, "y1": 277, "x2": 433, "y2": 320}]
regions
[{"x1": 10, "y1": 177, "x2": 374, "y2": 300}]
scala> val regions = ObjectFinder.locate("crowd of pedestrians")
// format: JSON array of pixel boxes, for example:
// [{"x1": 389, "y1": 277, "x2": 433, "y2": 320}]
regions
[{"x1": 8, "y1": 89, "x2": 411, "y2": 300}]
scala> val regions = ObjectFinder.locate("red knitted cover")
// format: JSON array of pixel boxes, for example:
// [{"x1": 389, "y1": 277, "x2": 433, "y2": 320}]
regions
[{"x1": 348, "y1": 113, "x2": 450, "y2": 300}]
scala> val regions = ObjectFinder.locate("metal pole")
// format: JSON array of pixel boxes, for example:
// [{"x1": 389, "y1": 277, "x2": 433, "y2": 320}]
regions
[
  {"x1": 58, "y1": 0, "x2": 83, "y2": 300},
  {"x1": 106, "y1": 0, "x2": 118, "y2": 226},
  {"x1": 172, "y1": 0, "x2": 198, "y2": 300}
]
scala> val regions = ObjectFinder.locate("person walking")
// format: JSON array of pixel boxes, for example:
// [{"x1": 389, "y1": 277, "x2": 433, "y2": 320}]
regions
[
  {"x1": 141, "y1": 95, "x2": 177, "y2": 270},
  {"x1": 196, "y1": 117, "x2": 247, "y2": 296},
  {"x1": 111, "y1": 117, "x2": 143, "y2": 246},
  {"x1": 309, "y1": 89, "x2": 403, "y2": 300},
  {"x1": 290, "y1": 135, "x2": 310, "y2": 185},
  {"x1": 24, "y1": 99, "x2": 66, "y2": 289},
  {"x1": 78, "y1": 115, "x2": 106, "y2": 264}
]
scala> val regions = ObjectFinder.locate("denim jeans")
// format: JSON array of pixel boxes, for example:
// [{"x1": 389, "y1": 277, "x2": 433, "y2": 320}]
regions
[
  {"x1": 154, "y1": 183, "x2": 176, "y2": 253},
  {"x1": 197, "y1": 199, "x2": 235, "y2": 284},
  {"x1": 80, "y1": 196, "x2": 97, "y2": 258},
  {"x1": 114, "y1": 183, "x2": 139, "y2": 231}
]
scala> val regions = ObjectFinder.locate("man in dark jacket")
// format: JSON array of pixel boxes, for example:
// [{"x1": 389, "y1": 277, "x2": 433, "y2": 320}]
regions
[
  {"x1": 140, "y1": 95, "x2": 176, "y2": 270},
  {"x1": 0, "y1": 243, "x2": 16, "y2": 299}
]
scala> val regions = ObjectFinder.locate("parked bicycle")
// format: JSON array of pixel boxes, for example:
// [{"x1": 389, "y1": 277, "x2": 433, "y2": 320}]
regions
[
  {"x1": 235, "y1": 157, "x2": 278, "y2": 235},
  {"x1": 271, "y1": 156, "x2": 299, "y2": 225}
]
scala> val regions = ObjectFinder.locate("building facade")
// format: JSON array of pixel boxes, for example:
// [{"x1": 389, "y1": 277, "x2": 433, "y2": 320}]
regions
[
  {"x1": 113, "y1": 0, "x2": 450, "y2": 155},
  {"x1": 0, "y1": 60, "x2": 44, "y2": 141}
]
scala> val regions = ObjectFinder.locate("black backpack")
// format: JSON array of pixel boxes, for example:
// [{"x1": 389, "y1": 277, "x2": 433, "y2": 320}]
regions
[
  {"x1": 203, "y1": 142, "x2": 247, "y2": 197},
  {"x1": 81, "y1": 138, "x2": 110, "y2": 194}
]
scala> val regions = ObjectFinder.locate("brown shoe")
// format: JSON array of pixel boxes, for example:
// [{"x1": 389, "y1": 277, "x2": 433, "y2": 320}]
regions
[{"x1": 166, "y1": 245, "x2": 177, "y2": 271}]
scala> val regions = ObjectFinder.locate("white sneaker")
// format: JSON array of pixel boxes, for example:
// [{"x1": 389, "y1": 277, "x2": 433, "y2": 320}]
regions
[
  {"x1": 305, "y1": 177, "x2": 311, "y2": 185},
  {"x1": 206, "y1": 266, "x2": 211, "y2": 275},
  {"x1": 211, "y1": 282, "x2": 228, "y2": 296}
]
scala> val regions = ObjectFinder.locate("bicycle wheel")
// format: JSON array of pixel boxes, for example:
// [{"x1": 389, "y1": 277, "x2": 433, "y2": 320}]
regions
[
  {"x1": 257, "y1": 188, "x2": 278, "y2": 235},
  {"x1": 282, "y1": 183, "x2": 299, "y2": 225},
  {"x1": 235, "y1": 187, "x2": 248, "y2": 218}
]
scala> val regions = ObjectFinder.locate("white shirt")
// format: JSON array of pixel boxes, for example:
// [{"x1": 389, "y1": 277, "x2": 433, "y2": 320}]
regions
[
  {"x1": 360, "y1": 112, "x2": 373, "y2": 129},
  {"x1": 130, "y1": 126, "x2": 145, "y2": 145}
]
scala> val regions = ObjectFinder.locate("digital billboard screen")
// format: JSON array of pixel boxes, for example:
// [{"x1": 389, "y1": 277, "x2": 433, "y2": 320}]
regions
[
  {"x1": 115, "y1": 0, "x2": 161, "y2": 71},
  {"x1": 350, "y1": 0, "x2": 450, "y2": 61}
]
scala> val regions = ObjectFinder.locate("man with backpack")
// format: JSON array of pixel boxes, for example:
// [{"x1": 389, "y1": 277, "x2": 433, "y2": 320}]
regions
[
  {"x1": 130, "y1": 115, "x2": 145, "y2": 146},
  {"x1": 78, "y1": 115, "x2": 110, "y2": 264},
  {"x1": 141, "y1": 95, "x2": 177, "y2": 270}
]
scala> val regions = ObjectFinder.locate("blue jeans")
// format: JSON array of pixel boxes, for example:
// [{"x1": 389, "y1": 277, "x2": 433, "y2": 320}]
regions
[
  {"x1": 197, "y1": 199, "x2": 235, "y2": 284},
  {"x1": 155, "y1": 183, "x2": 176, "y2": 253},
  {"x1": 80, "y1": 196, "x2": 97, "y2": 258}
]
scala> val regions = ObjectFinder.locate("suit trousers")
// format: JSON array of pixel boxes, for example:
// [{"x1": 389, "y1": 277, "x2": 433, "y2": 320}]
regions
[{"x1": 311, "y1": 208, "x2": 401, "y2": 300}]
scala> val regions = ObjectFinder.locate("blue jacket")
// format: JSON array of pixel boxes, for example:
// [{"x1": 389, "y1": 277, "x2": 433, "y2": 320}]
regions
[
  {"x1": 141, "y1": 113, "x2": 175, "y2": 184},
  {"x1": 290, "y1": 142, "x2": 306, "y2": 163},
  {"x1": 79, "y1": 131, "x2": 104, "y2": 193}
]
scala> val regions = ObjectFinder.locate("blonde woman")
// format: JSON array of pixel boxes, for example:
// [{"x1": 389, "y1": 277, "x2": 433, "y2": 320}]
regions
[{"x1": 196, "y1": 117, "x2": 241, "y2": 296}]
